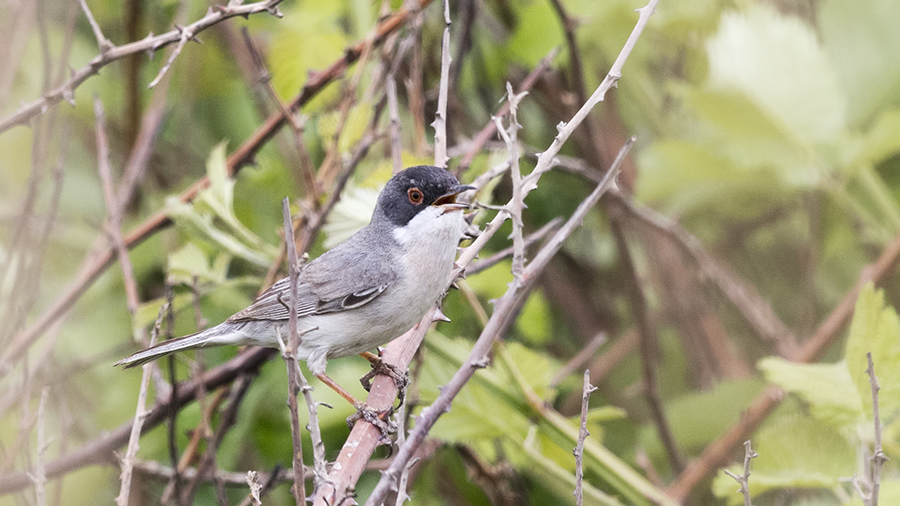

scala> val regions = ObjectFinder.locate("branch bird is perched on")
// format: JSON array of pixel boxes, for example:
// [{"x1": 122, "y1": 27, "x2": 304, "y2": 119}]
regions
[{"x1": 117, "y1": 165, "x2": 473, "y2": 409}]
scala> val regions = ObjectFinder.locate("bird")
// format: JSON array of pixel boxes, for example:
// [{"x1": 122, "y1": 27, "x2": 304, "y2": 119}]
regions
[{"x1": 117, "y1": 165, "x2": 474, "y2": 408}]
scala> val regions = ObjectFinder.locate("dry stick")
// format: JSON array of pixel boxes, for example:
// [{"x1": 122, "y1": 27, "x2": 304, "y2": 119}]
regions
[
  {"x1": 364, "y1": 145, "x2": 626, "y2": 506},
  {"x1": 723, "y1": 440, "x2": 757, "y2": 506},
  {"x1": 0, "y1": 0, "x2": 285, "y2": 134},
  {"x1": 610, "y1": 217, "x2": 685, "y2": 473},
  {"x1": 668, "y1": 228, "x2": 900, "y2": 501},
  {"x1": 863, "y1": 352, "x2": 887, "y2": 506},
  {"x1": 466, "y1": 218, "x2": 563, "y2": 277},
  {"x1": 454, "y1": 49, "x2": 557, "y2": 177},
  {"x1": 31, "y1": 387, "x2": 49, "y2": 506},
  {"x1": 94, "y1": 98, "x2": 141, "y2": 323},
  {"x1": 574, "y1": 370, "x2": 598, "y2": 506},
  {"x1": 386, "y1": 75, "x2": 404, "y2": 174},
  {"x1": 432, "y1": 0, "x2": 451, "y2": 168},
  {"x1": 0, "y1": 347, "x2": 273, "y2": 494},
  {"x1": 179, "y1": 375, "x2": 253, "y2": 505},
  {"x1": 279, "y1": 199, "x2": 306, "y2": 505},
  {"x1": 116, "y1": 305, "x2": 166, "y2": 506},
  {"x1": 0, "y1": 0, "x2": 435, "y2": 377},
  {"x1": 493, "y1": 82, "x2": 528, "y2": 278},
  {"x1": 239, "y1": 27, "x2": 318, "y2": 197}
]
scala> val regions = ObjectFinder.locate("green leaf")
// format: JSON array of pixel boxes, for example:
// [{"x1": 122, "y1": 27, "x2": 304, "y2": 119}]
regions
[
  {"x1": 322, "y1": 184, "x2": 378, "y2": 249},
  {"x1": 712, "y1": 413, "x2": 855, "y2": 504},
  {"x1": 640, "y1": 378, "x2": 765, "y2": 462},
  {"x1": 759, "y1": 357, "x2": 864, "y2": 428},
  {"x1": 166, "y1": 144, "x2": 278, "y2": 268},
  {"x1": 168, "y1": 243, "x2": 231, "y2": 285},
  {"x1": 706, "y1": 5, "x2": 846, "y2": 144},
  {"x1": 268, "y1": 2, "x2": 350, "y2": 112},
  {"x1": 820, "y1": 0, "x2": 900, "y2": 126},
  {"x1": 855, "y1": 109, "x2": 900, "y2": 167},
  {"x1": 844, "y1": 284, "x2": 900, "y2": 425}
]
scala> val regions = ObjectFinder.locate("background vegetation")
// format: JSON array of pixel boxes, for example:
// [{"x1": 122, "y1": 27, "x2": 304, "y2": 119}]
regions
[{"x1": 1, "y1": 0, "x2": 900, "y2": 504}]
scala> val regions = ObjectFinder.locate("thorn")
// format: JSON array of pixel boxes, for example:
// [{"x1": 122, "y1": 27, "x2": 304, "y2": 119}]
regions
[
  {"x1": 433, "y1": 307, "x2": 451, "y2": 323},
  {"x1": 472, "y1": 357, "x2": 491, "y2": 369}
]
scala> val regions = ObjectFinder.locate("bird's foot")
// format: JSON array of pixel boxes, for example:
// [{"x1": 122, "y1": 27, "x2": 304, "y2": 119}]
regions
[
  {"x1": 359, "y1": 353, "x2": 409, "y2": 398},
  {"x1": 346, "y1": 404, "x2": 396, "y2": 444}
]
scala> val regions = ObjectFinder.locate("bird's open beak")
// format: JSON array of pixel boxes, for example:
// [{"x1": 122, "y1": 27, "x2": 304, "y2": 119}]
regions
[{"x1": 433, "y1": 184, "x2": 475, "y2": 213}]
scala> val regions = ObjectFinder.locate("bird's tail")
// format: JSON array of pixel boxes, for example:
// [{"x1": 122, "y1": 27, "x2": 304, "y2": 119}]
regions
[{"x1": 114, "y1": 325, "x2": 240, "y2": 368}]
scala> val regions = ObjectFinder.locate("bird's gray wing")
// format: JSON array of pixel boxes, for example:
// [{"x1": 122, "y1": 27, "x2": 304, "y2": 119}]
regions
[{"x1": 226, "y1": 229, "x2": 397, "y2": 322}]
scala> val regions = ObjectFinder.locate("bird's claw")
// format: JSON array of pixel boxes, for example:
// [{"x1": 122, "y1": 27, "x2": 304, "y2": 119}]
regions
[
  {"x1": 346, "y1": 404, "x2": 396, "y2": 444},
  {"x1": 360, "y1": 357, "x2": 408, "y2": 400}
]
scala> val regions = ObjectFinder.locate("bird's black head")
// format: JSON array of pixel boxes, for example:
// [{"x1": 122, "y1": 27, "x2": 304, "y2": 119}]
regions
[{"x1": 375, "y1": 165, "x2": 472, "y2": 227}]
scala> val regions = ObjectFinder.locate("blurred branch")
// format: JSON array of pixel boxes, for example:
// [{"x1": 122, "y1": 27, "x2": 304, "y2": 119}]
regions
[
  {"x1": 0, "y1": 0, "x2": 435, "y2": 378},
  {"x1": 0, "y1": 0, "x2": 286, "y2": 133},
  {"x1": 551, "y1": 332, "x2": 606, "y2": 388},
  {"x1": 610, "y1": 215, "x2": 685, "y2": 473},
  {"x1": 115, "y1": 305, "x2": 166, "y2": 506},
  {"x1": 669, "y1": 228, "x2": 900, "y2": 501}
]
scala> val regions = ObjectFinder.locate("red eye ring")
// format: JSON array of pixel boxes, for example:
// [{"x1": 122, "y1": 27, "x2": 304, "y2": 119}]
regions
[{"x1": 408, "y1": 188, "x2": 424, "y2": 205}]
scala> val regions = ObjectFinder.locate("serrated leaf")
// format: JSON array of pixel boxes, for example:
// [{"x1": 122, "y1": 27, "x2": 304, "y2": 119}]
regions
[
  {"x1": 707, "y1": 6, "x2": 846, "y2": 144},
  {"x1": 713, "y1": 414, "x2": 855, "y2": 504},
  {"x1": 759, "y1": 357, "x2": 863, "y2": 428},
  {"x1": 820, "y1": 0, "x2": 900, "y2": 126},
  {"x1": 844, "y1": 284, "x2": 900, "y2": 424},
  {"x1": 168, "y1": 243, "x2": 230, "y2": 285}
]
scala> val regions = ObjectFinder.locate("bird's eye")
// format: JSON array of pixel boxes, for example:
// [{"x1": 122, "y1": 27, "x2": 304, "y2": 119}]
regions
[{"x1": 408, "y1": 188, "x2": 424, "y2": 205}]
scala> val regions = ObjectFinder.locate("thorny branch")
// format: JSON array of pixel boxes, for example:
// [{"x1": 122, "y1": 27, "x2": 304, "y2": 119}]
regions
[
  {"x1": 723, "y1": 440, "x2": 757, "y2": 506},
  {"x1": 574, "y1": 370, "x2": 598, "y2": 506},
  {"x1": 0, "y1": 0, "x2": 285, "y2": 133},
  {"x1": 858, "y1": 353, "x2": 888, "y2": 506}
]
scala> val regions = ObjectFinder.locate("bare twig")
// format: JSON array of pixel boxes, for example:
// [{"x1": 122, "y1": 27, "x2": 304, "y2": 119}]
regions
[
  {"x1": 551, "y1": 332, "x2": 607, "y2": 388},
  {"x1": 280, "y1": 198, "x2": 307, "y2": 505},
  {"x1": 0, "y1": 0, "x2": 286, "y2": 133},
  {"x1": 116, "y1": 305, "x2": 166, "y2": 506},
  {"x1": 432, "y1": 0, "x2": 451, "y2": 168},
  {"x1": 723, "y1": 440, "x2": 758, "y2": 506},
  {"x1": 77, "y1": 0, "x2": 112, "y2": 54},
  {"x1": 31, "y1": 387, "x2": 50, "y2": 506},
  {"x1": 94, "y1": 98, "x2": 141, "y2": 324},
  {"x1": 861, "y1": 353, "x2": 887, "y2": 506},
  {"x1": 386, "y1": 75, "x2": 403, "y2": 174},
  {"x1": 574, "y1": 370, "x2": 598, "y2": 506},
  {"x1": 467, "y1": 218, "x2": 562, "y2": 276},
  {"x1": 493, "y1": 82, "x2": 528, "y2": 278},
  {"x1": 455, "y1": 48, "x2": 557, "y2": 177}
]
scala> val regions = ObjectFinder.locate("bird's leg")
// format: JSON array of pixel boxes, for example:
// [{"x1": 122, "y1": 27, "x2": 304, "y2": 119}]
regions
[
  {"x1": 314, "y1": 373, "x2": 362, "y2": 406},
  {"x1": 358, "y1": 351, "x2": 408, "y2": 402},
  {"x1": 315, "y1": 372, "x2": 396, "y2": 442}
]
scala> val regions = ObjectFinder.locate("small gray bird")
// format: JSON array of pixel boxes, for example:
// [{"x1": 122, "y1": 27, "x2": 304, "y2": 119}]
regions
[{"x1": 117, "y1": 165, "x2": 473, "y2": 404}]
